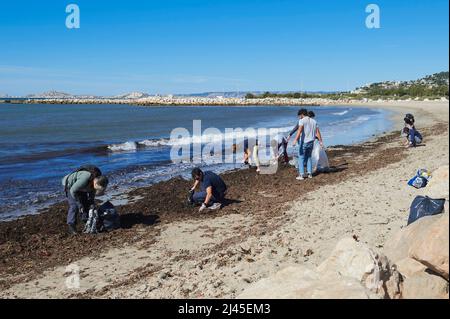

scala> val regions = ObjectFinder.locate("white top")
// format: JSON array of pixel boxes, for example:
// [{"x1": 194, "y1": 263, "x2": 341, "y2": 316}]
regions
[{"x1": 298, "y1": 116, "x2": 318, "y2": 144}]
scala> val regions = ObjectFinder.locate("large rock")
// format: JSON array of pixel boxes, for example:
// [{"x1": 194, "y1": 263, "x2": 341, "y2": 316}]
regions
[
  {"x1": 237, "y1": 266, "x2": 379, "y2": 299},
  {"x1": 402, "y1": 270, "x2": 449, "y2": 299},
  {"x1": 425, "y1": 165, "x2": 449, "y2": 199},
  {"x1": 395, "y1": 258, "x2": 427, "y2": 279},
  {"x1": 238, "y1": 238, "x2": 398, "y2": 299},
  {"x1": 409, "y1": 213, "x2": 449, "y2": 280},
  {"x1": 316, "y1": 237, "x2": 392, "y2": 297},
  {"x1": 384, "y1": 214, "x2": 441, "y2": 263}
]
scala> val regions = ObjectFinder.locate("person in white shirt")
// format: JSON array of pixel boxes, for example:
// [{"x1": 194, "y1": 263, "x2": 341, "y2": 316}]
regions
[{"x1": 292, "y1": 109, "x2": 323, "y2": 180}]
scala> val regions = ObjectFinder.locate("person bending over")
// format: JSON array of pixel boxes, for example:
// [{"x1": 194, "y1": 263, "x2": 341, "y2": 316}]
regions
[
  {"x1": 190, "y1": 168, "x2": 227, "y2": 212},
  {"x1": 62, "y1": 166, "x2": 108, "y2": 235}
]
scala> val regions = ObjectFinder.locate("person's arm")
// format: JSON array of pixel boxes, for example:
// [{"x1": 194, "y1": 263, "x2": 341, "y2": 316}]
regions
[
  {"x1": 316, "y1": 127, "x2": 324, "y2": 146},
  {"x1": 204, "y1": 186, "x2": 213, "y2": 206},
  {"x1": 287, "y1": 124, "x2": 299, "y2": 140},
  {"x1": 293, "y1": 125, "x2": 304, "y2": 146},
  {"x1": 199, "y1": 186, "x2": 214, "y2": 211},
  {"x1": 191, "y1": 180, "x2": 200, "y2": 192}
]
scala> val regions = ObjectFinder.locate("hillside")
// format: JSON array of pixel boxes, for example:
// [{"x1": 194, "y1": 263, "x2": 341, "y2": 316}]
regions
[{"x1": 354, "y1": 71, "x2": 449, "y2": 98}]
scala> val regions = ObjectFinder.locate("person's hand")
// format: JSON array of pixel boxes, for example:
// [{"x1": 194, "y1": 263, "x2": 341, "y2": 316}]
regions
[
  {"x1": 319, "y1": 141, "x2": 324, "y2": 148},
  {"x1": 199, "y1": 203, "x2": 207, "y2": 212},
  {"x1": 292, "y1": 140, "x2": 297, "y2": 147}
]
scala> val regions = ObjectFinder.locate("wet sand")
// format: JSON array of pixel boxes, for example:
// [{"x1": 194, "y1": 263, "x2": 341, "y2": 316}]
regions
[{"x1": 0, "y1": 101, "x2": 448, "y2": 298}]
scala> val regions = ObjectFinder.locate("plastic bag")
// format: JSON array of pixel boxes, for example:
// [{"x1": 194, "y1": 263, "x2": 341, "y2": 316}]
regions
[
  {"x1": 312, "y1": 140, "x2": 329, "y2": 173},
  {"x1": 407, "y1": 196, "x2": 446, "y2": 225},
  {"x1": 408, "y1": 169, "x2": 432, "y2": 189}
]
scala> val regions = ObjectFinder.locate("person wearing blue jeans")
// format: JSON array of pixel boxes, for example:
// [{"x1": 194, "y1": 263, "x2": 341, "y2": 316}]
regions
[
  {"x1": 298, "y1": 140, "x2": 314, "y2": 177},
  {"x1": 292, "y1": 108, "x2": 323, "y2": 180}
]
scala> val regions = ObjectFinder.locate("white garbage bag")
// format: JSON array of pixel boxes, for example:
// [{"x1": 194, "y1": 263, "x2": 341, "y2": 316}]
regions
[{"x1": 312, "y1": 140, "x2": 329, "y2": 173}]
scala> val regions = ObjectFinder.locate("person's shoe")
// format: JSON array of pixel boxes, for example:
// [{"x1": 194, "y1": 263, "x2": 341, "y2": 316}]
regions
[
  {"x1": 296, "y1": 175, "x2": 305, "y2": 181},
  {"x1": 68, "y1": 224, "x2": 78, "y2": 235},
  {"x1": 307, "y1": 174, "x2": 313, "y2": 179},
  {"x1": 209, "y1": 203, "x2": 222, "y2": 210}
]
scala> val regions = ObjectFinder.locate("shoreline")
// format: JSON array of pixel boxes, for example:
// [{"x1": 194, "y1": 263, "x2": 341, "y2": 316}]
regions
[
  {"x1": 0, "y1": 101, "x2": 448, "y2": 298},
  {"x1": 0, "y1": 105, "x2": 400, "y2": 223}
]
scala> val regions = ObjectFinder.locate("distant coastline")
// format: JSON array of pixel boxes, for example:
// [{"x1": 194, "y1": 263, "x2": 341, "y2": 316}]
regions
[{"x1": 1, "y1": 95, "x2": 448, "y2": 107}]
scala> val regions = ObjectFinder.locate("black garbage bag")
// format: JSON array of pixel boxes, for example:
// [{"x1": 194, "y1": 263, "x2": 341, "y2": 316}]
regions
[
  {"x1": 98, "y1": 201, "x2": 121, "y2": 231},
  {"x1": 407, "y1": 196, "x2": 446, "y2": 225}
]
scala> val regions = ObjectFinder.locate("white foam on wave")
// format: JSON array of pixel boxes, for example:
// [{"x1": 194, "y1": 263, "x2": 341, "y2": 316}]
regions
[
  {"x1": 107, "y1": 125, "x2": 295, "y2": 152},
  {"x1": 349, "y1": 115, "x2": 371, "y2": 125},
  {"x1": 332, "y1": 109, "x2": 351, "y2": 116},
  {"x1": 140, "y1": 138, "x2": 170, "y2": 147},
  {"x1": 108, "y1": 141, "x2": 139, "y2": 152}
]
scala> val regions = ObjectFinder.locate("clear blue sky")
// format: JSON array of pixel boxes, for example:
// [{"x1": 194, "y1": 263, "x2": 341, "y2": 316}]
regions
[{"x1": 0, "y1": 0, "x2": 448, "y2": 96}]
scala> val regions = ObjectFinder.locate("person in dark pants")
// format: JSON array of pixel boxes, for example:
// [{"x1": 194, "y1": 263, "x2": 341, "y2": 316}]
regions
[
  {"x1": 190, "y1": 168, "x2": 227, "y2": 212},
  {"x1": 403, "y1": 115, "x2": 423, "y2": 148},
  {"x1": 62, "y1": 169, "x2": 109, "y2": 234}
]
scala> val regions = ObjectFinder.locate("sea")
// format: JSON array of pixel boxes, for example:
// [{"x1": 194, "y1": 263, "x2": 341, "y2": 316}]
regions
[{"x1": 0, "y1": 103, "x2": 393, "y2": 221}]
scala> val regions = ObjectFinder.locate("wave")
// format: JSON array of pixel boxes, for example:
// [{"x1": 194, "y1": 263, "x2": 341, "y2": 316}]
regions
[
  {"x1": 349, "y1": 115, "x2": 371, "y2": 125},
  {"x1": 332, "y1": 109, "x2": 351, "y2": 116},
  {"x1": 107, "y1": 139, "x2": 170, "y2": 152},
  {"x1": 107, "y1": 126, "x2": 296, "y2": 152}
]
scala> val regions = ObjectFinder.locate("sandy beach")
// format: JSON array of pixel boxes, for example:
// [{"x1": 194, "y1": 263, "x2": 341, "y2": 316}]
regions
[{"x1": 0, "y1": 101, "x2": 448, "y2": 299}]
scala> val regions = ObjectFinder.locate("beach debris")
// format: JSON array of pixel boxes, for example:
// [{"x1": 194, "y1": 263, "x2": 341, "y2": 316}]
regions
[
  {"x1": 352, "y1": 235, "x2": 360, "y2": 242},
  {"x1": 303, "y1": 249, "x2": 314, "y2": 257},
  {"x1": 239, "y1": 245, "x2": 252, "y2": 255}
]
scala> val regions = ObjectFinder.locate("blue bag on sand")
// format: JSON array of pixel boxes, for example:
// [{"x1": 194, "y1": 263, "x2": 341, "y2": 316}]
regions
[
  {"x1": 408, "y1": 175, "x2": 428, "y2": 189},
  {"x1": 408, "y1": 169, "x2": 431, "y2": 189},
  {"x1": 408, "y1": 196, "x2": 446, "y2": 225}
]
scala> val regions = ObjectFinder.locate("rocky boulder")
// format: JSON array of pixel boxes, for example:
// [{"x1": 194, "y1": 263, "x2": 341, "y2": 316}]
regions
[
  {"x1": 238, "y1": 238, "x2": 400, "y2": 299},
  {"x1": 425, "y1": 165, "x2": 449, "y2": 200},
  {"x1": 237, "y1": 265, "x2": 379, "y2": 299},
  {"x1": 384, "y1": 214, "x2": 442, "y2": 264},
  {"x1": 401, "y1": 270, "x2": 449, "y2": 299},
  {"x1": 409, "y1": 213, "x2": 449, "y2": 280}
]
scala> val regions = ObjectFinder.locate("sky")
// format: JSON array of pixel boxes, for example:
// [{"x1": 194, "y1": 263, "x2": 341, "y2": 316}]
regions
[{"x1": 0, "y1": 0, "x2": 448, "y2": 96}]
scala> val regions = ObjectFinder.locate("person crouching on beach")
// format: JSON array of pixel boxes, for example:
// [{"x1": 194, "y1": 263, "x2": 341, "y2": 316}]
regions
[
  {"x1": 62, "y1": 166, "x2": 109, "y2": 235},
  {"x1": 403, "y1": 115, "x2": 423, "y2": 148},
  {"x1": 190, "y1": 168, "x2": 227, "y2": 212},
  {"x1": 292, "y1": 109, "x2": 323, "y2": 180}
]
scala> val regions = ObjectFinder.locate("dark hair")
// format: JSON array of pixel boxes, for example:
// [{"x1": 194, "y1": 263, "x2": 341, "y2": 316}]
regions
[
  {"x1": 95, "y1": 175, "x2": 109, "y2": 188},
  {"x1": 298, "y1": 108, "x2": 308, "y2": 116},
  {"x1": 191, "y1": 167, "x2": 203, "y2": 179},
  {"x1": 308, "y1": 111, "x2": 315, "y2": 118},
  {"x1": 404, "y1": 117, "x2": 413, "y2": 126}
]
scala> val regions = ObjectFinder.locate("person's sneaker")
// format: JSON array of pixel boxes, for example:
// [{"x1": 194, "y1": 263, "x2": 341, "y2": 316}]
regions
[
  {"x1": 308, "y1": 174, "x2": 313, "y2": 179},
  {"x1": 296, "y1": 175, "x2": 305, "y2": 181},
  {"x1": 209, "y1": 203, "x2": 222, "y2": 210},
  {"x1": 68, "y1": 224, "x2": 78, "y2": 235}
]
